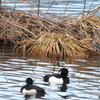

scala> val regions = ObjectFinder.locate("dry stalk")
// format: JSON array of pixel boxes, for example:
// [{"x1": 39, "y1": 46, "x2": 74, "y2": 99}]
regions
[{"x1": 0, "y1": 8, "x2": 100, "y2": 59}]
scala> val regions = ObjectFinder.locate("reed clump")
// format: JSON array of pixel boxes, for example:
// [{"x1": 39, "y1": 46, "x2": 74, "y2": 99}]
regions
[
  {"x1": 0, "y1": 8, "x2": 100, "y2": 59},
  {"x1": 27, "y1": 33, "x2": 100, "y2": 59}
]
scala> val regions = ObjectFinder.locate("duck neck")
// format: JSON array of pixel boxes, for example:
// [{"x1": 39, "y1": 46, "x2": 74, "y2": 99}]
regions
[
  {"x1": 61, "y1": 73, "x2": 67, "y2": 78},
  {"x1": 26, "y1": 82, "x2": 33, "y2": 86}
]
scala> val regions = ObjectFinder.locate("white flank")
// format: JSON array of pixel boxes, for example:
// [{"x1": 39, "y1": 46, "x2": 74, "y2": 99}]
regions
[
  {"x1": 22, "y1": 88, "x2": 37, "y2": 95},
  {"x1": 49, "y1": 76, "x2": 63, "y2": 84}
]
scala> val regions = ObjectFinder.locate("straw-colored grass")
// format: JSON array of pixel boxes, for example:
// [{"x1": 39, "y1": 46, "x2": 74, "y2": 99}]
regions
[
  {"x1": 0, "y1": 9, "x2": 100, "y2": 59},
  {"x1": 77, "y1": 15, "x2": 100, "y2": 39},
  {"x1": 16, "y1": 33, "x2": 99, "y2": 59}
]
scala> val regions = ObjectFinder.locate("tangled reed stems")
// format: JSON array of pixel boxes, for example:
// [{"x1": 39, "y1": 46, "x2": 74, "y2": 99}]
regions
[
  {"x1": 0, "y1": 8, "x2": 100, "y2": 59},
  {"x1": 27, "y1": 33, "x2": 99, "y2": 59}
]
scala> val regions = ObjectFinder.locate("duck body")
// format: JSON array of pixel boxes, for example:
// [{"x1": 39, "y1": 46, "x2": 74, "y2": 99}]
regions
[
  {"x1": 21, "y1": 84, "x2": 45, "y2": 95},
  {"x1": 21, "y1": 78, "x2": 45, "y2": 97},
  {"x1": 43, "y1": 68, "x2": 69, "y2": 84}
]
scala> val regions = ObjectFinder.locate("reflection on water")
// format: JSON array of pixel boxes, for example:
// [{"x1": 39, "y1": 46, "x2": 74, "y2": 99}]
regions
[
  {"x1": 2, "y1": 0, "x2": 100, "y2": 17},
  {"x1": 0, "y1": 45, "x2": 100, "y2": 100}
]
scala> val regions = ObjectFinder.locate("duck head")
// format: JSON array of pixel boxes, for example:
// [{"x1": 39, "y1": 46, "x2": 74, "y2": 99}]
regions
[
  {"x1": 59, "y1": 68, "x2": 68, "y2": 78},
  {"x1": 26, "y1": 78, "x2": 33, "y2": 85}
]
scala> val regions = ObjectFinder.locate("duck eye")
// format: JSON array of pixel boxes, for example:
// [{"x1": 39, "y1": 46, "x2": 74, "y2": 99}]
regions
[{"x1": 65, "y1": 71, "x2": 67, "y2": 73}]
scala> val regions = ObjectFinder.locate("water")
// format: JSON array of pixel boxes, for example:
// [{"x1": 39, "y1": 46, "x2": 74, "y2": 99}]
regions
[
  {"x1": 0, "y1": 45, "x2": 100, "y2": 100},
  {"x1": 0, "y1": 0, "x2": 100, "y2": 99},
  {"x1": 1, "y1": 0, "x2": 100, "y2": 17}
]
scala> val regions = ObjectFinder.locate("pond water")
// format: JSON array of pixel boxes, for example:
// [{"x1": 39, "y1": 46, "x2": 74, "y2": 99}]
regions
[
  {"x1": 1, "y1": 0, "x2": 100, "y2": 17},
  {"x1": 0, "y1": 45, "x2": 100, "y2": 100},
  {"x1": 0, "y1": 0, "x2": 100, "y2": 100}
]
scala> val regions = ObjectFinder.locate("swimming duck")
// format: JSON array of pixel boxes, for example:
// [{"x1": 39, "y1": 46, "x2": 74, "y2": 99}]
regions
[
  {"x1": 20, "y1": 78, "x2": 45, "y2": 97},
  {"x1": 43, "y1": 68, "x2": 69, "y2": 84}
]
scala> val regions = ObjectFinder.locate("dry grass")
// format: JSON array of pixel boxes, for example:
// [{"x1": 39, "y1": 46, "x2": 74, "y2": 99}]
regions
[
  {"x1": 0, "y1": 8, "x2": 100, "y2": 59},
  {"x1": 16, "y1": 33, "x2": 100, "y2": 60}
]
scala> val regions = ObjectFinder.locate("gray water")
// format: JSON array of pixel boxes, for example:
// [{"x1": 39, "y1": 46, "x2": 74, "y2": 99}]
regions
[
  {"x1": 0, "y1": 44, "x2": 100, "y2": 100},
  {"x1": 0, "y1": 0, "x2": 100, "y2": 100},
  {"x1": 1, "y1": 0, "x2": 100, "y2": 17}
]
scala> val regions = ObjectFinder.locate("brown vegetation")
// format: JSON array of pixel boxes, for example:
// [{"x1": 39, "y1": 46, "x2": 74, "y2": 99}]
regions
[{"x1": 0, "y1": 8, "x2": 100, "y2": 60}]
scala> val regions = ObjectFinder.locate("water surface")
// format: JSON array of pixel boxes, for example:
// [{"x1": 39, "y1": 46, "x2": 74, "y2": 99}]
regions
[
  {"x1": 0, "y1": 45, "x2": 100, "y2": 100},
  {"x1": 0, "y1": 0, "x2": 100, "y2": 99},
  {"x1": 1, "y1": 0, "x2": 100, "y2": 17}
]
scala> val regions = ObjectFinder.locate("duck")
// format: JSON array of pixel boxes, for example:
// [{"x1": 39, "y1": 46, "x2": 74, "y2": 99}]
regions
[
  {"x1": 20, "y1": 78, "x2": 45, "y2": 98},
  {"x1": 43, "y1": 68, "x2": 69, "y2": 84}
]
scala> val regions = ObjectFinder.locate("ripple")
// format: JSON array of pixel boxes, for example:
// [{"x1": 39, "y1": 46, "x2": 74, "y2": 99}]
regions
[{"x1": 0, "y1": 48, "x2": 100, "y2": 99}]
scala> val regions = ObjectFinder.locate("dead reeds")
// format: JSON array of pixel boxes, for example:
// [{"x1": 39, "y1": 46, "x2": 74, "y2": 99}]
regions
[
  {"x1": 27, "y1": 33, "x2": 99, "y2": 59},
  {"x1": 0, "y1": 8, "x2": 100, "y2": 59}
]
